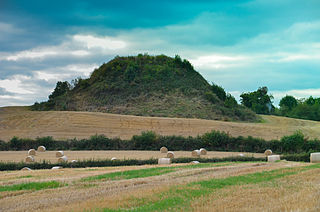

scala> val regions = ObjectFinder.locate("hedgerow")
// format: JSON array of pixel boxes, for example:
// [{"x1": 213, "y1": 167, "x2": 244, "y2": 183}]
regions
[{"x1": 1, "y1": 130, "x2": 319, "y2": 154}]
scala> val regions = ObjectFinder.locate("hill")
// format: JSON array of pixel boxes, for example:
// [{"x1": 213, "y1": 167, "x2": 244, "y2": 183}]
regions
[
  {"x1": 1, "y1": 106, "x2": 320, "y2": 141},
  {"x1": 31, "y1": 54, "x2": 257, "y2": 121}
]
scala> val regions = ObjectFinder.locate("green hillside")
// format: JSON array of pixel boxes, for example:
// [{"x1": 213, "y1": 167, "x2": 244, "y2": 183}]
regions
[{"x1": 32, "y1": 54, "x2": 257, "y2": 121}]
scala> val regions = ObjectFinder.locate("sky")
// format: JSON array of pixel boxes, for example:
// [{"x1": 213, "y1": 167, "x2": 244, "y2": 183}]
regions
[{"x1": 1, "y1": 0, "x2": 320, "y2": 107}]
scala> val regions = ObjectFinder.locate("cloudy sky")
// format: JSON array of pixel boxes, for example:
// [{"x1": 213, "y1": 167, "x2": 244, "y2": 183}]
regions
[{"x1": 1, "y1": 0, "x2": 320, "y2": 107}]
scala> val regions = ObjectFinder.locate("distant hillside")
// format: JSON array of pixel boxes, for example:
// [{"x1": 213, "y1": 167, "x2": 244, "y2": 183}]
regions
[{"x1": 32, "y1": 54, "x2": 257, "y2": 121}]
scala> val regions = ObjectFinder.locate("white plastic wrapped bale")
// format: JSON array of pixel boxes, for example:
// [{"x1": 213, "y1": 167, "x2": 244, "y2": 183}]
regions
[
  {"x1": 238, "y1": 153, "x2": 245, "y2": 157},
  {"x1": 310, "y1": 152, "x2": 320, "y2": 163},
  {"x1": 21, "y1": 167, "x2": 32, "y2": 171},
  {"x1": 160, "y1": 146, "x2": 168, "y2": 153},
  {"x1": 191, "y1": 161, "x2": 200, "y2": 164},
  {"x1": 28, "y1": 149, "x2": 36, "y2": 156},
  {"x1": 192, "y1": 150, "x2": 200, "y2": 157},
  {"x1": 167, "y1": 151, "x2": 175, "y2": 159},
  {"x1": 58, "y1": 156, "x2": 68, "y2": 163},
  {"x1": 71, "y1": 160, "x2": 78, "y2": 163},
  {"x1": 264, "y1": 149, "x2": 272, "y2": 156},
  {"x1": 111, "y1": 157, "x2": 117, "y2": 161},
  {"x1": 51, "y1": 166, "x2": 62, "y2": 170},
  {"x1": 25, "y1": 156, "x2": 34, "y2": 163},
  {"x1": 268, "y1": 155, "x2": 280, "y2": 162},
  {"x1": 200, "y1": 148, "x2": 207, "y2": 155},
  {"x1": 56, "y1": 151, "x2": 64, "y2": 158},
  {"x1": 37, "y1": 146, "x2": 46, "y2": 152},
  {"x1": 158, "y1": 158, "x2": 171, "y2": 165}
]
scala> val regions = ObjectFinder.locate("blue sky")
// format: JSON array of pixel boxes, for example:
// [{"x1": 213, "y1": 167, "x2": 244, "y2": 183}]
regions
[{"x1": 1, "y1": 0, "x2": 320, "y2": 107}]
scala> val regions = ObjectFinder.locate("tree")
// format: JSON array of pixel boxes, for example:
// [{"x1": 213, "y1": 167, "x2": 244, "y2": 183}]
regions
[
  {"x1": 210, "y1": 83, "x2": 226, "y2": 101},
  {"x1": 240, "y1": 86, "x2": 274, "y2": 114},
  {"x1": 279, "y1": 95, "x2": 298, "y2": 111},
  {"x1": 48, "y1": 81, "x2": 70, "y2": 100}
]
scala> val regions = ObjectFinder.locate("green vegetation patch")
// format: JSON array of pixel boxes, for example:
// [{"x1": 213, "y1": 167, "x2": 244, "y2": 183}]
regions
[
  {"x1": 101, "y1": 163, "x2": 320, "y2": 211},
  {"x1": 17, "y1": 175, "x2": 33, "y2": 179},
  {"x1": 82, "y1": 162, "x2": 235, "y2": 182},
  {"x1": 0, "y1": 181, "x2": 66, "y2": 192}
]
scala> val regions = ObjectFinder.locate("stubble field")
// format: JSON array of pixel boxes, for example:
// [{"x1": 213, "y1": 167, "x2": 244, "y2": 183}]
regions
[
  {"x1": 1, "y1": 106, "x2": 320, "y2": 141},
  {"x1": 0, "y1": 161, "x2": 319, "y2": 212}
]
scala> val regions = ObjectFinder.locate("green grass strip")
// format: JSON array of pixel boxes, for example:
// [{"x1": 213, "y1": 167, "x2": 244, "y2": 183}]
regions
[
  {"x1": 82, "y1": 162, "x2": 237, "y2": 182},
  {"x1": 0, "y1": 181, "x2": 65, "y2": 192},
  {"x1": 101, "y1": 163, "x2": 320, "y2": 211}
]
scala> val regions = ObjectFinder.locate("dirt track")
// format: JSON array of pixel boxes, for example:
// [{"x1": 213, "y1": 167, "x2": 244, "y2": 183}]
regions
[{"x1": 1, "y1": 106, "x2": 320, "y2": 141}]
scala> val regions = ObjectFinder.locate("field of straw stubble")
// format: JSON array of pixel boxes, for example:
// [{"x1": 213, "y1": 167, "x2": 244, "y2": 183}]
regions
[
  {"x1": 0, "y1": 161, "x2": 319, "y2": 211},
  {"x1": 1, "y1": 106, "x2": 320, "y2": 141}
]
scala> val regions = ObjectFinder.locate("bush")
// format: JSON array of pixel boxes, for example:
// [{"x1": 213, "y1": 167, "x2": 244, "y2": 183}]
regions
[
  {"x1": 281, "y1": 152, "x2": 311, "y2": 162},
  {"x1": 0, "y1": 156, "x2": 265, "y2": 171},
  {"x1": 1, "y1": 131, "x2": 320, "y2": 155}
]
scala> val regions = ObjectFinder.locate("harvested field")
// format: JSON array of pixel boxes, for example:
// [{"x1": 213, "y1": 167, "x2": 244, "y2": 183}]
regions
[
  {"x1": 1, "y1": 106, "x2": 320, "y2": 141},
  {"x1": 0, "y1": 161, "x2": 318, "y2": 212},
  {"x1": 0, "y1": 150, "x2": 265, "y2": 163}
]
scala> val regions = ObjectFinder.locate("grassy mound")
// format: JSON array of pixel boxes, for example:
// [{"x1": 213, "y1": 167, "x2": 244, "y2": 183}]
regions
[{"x1": 32, "y1": 54, "x2": 257, "y2": 121}]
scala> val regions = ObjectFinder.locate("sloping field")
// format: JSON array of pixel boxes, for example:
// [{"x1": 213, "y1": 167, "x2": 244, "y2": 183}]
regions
[
  {"x1": 1, "y1": 106, "x2": 320, "y2": 141},
  {"x1": 0, "y1": 161, "x2": 319, "y2": 212}
]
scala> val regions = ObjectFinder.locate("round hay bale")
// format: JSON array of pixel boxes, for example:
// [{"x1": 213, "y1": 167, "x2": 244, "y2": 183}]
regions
[
  {"x1": 192, "y1": 150, "x2": 201, "y2": 157},
  {"x1": 51, "y1": 166, "x2": 62, "y2": 170},
  {"x1": 267, "y1": 155, "x2": 280, "y2": 162},
  {"x1": 56, "y1": 151, "x2": 64, "y2": 158},
  {"x1": 21, "y1": 167, "x2": 32, "y2": 171},
  {"x1": 58, "y1": 155, "x2": 68, "y2": 163},
  {"x1": 71, "y1": 160, "x2": 78, "y2": 163},
  {"x1": 310, "y1": 152, "x2": 320, "y2": 163},
  {"x1": 160, "y1": 146, "x2": 168, "y2": 153},
  {"x1": 264, "y1": 149, "x2": 272, "y2": 156},
  {"x1": 158, "y1": 158, "x2": 171, "y2": 165},
  {"x1": 166, "y1": 151, "x2": 175, "y2": 159},
  {"x1": 37, "y1": 146, "x2": 46, "y2": 152},
  {"x1": 28, "y1": 149, "x2": 36, "y2": 156},
  {"x1": 111, "y1": 157, "x2": 117, "y2": 161},
  {"x1": 200, "y1": 148, "x2": 207, "y2": 155},
  {"x1": 191, "y1": 161, "x2": 200, "y2": 164},
  {"x1": 238, "y1": 153, "x2": 245, "y2": 157},
  {"x1": 25, "y1": 156, "x2": 34, "y2": 163}
]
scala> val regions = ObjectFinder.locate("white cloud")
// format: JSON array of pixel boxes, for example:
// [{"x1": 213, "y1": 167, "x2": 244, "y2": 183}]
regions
[
  {"x1": 73, "y1": 34, "x2": 126, "y2": 50},
  {"x1": 272, "y1": 88, "x2": 320, "y2": 100},
  {"x1": 6, "y1": 50, "x2": 58, "y2": 61},
  {"x1": 34, "y1": 63, "x2": 99, "y2": 82},
  {"x1": 189, "y1": 54, "x2": 250, "y2": 70},
  {"x1": 1, "y1": 34, "x2": 127, "y2": 62},
  {"x1": 0, "y1": 75, "x2": 35, "y2": 94}
]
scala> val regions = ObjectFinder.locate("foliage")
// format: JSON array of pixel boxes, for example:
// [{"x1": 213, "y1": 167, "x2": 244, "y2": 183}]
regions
[
  {"x1": 279, "y1": 95, "x2": 298, "y2": 112},
  {"x1": 240, "y1": 86, "x2": 274, "y2": 114},
  {"x1": 281, "y1": 152, "x2": 311, "y2": 162},
  {"x1": 2, "y1": 131, "x2": 320, "y2": 154},
  {"x1": 0, "y1": 157, "x2": 264, "y2": 171},
  {"x1": 224, "y1": 94, "x2": 238, "y2": 108},
  {"x1": 210, "y1": 83, "x2": 226, "y2": 101},
  {"x1": 276, "y1": 95, "x2": 320, "y2": 121},
  {"x1": 48, "y1": 81, "x2": 70, "y2": 100}
]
